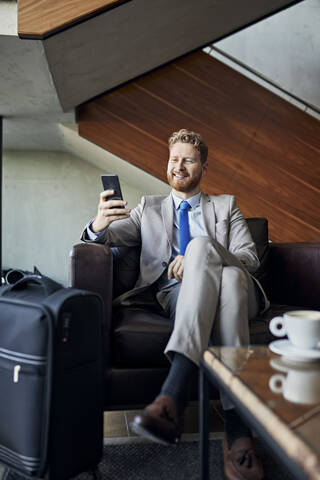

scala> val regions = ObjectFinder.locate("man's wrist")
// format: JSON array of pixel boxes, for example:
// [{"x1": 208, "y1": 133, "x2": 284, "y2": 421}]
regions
[
  {"x1": 92, "y1": 218, "x2": 108, "y2": 233},
  {"x1": 86, "y1": 219, "x2": 107, "y2": 241}
]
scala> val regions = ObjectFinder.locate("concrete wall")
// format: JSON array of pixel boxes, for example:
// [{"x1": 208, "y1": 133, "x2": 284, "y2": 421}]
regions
[
  {"x1": 3, "y1": 150, "x2": 150, "y2": 286},
  {"x1": 214, "y1": 0, "x2": 320, "y2": 111}
]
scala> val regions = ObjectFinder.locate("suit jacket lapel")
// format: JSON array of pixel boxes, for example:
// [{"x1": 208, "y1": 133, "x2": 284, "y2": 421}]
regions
[
  {"x1": 201, "y1": 193, "x2": 216, "y2": 240},
  {"x1": 161, "y1": 194, "x2": 174, "y2": 247}
]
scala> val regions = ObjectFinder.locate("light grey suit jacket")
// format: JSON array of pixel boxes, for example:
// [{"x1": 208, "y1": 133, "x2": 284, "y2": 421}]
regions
[{"x1": 82, "y1": 192, "x2": 269, "y2": 310}]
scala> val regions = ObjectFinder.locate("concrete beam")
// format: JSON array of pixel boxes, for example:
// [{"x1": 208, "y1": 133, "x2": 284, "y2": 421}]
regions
[{"x1": 43, "y1": 0, "x2": 304, "y2": 110}]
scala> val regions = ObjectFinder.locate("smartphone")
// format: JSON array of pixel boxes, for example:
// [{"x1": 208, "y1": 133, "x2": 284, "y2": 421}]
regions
[{"x1": 101, "y1": 174, "x2": 124, "y2": 205}]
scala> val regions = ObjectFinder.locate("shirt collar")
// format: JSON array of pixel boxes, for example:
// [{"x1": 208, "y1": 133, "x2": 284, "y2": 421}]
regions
[{"x1": 171, "y1": 191, "x2": 202, "y2": 211}]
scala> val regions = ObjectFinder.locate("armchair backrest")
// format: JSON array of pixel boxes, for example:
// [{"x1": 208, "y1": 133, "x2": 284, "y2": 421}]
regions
[
  {"x1": 246, "y1": 217, "x2": 269, "y2": 263},
  {"x1": 246, "y1": 217, "x2": 270, "y2": 289},
  {"x1": 111, "y1": 217, "x2": 269, "y2": 298}
]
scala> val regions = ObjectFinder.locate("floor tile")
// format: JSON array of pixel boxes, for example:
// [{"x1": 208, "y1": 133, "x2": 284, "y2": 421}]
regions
[
  {"x1": 104, "y1": 402, "x2": 225, "y2": 439},
  {"x1": 124, "y1": 410, "x2": 144, "y2": 437},
  {"x1": 104, "y1": 411, "x2": 127, "y2": 438},
  {"x1": 183, "y1": 403, "x2": 199, "y2": 434}
]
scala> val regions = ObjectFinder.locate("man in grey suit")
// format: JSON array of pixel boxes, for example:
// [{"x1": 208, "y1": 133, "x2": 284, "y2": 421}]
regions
[{"x1": 83, "y1": 129, "x2": 266, "y2": 480}]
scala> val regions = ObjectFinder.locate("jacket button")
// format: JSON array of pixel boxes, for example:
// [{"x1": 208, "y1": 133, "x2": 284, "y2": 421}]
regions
[{"x1": 162, "y1": 261, "x2": 168, "y2": 268}]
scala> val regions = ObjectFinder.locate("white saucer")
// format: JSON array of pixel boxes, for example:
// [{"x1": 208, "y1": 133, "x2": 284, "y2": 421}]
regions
[
  {"x1": 269, "y1": 357, "x2": 320, "y2": 372},
  {"x1": 269, "y1": 340, "x2": 320, "y2": 362}
]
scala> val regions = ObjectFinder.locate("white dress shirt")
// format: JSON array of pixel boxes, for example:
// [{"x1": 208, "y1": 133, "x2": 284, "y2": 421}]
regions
[{"x1": 156, "y1": 191, "x2": 206, "y2": 289}]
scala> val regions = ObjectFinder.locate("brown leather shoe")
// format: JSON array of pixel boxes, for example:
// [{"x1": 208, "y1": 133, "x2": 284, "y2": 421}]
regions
[
  {"x1": 129, "y1": 394, "x2": 182, "y2": 445},
  {"x1": 223, "y1": 437, "x2": 264, "y2": 480}
]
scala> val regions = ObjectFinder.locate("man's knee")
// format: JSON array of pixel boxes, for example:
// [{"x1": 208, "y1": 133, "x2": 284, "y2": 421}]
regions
[
  {"x1": 221, "y1": 266, "x2": 247, "y2": 290},
  {"x1": 185, "y1": 236, "x2": 211, "y2": 257},
  {"x1": 184, "y1": 236, "x2": 224, "y2": 271}
]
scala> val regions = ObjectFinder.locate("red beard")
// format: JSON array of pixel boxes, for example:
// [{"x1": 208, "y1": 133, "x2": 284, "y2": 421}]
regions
[{"x1": 167, "y1": 170, "x2": 202, "y2": 193}]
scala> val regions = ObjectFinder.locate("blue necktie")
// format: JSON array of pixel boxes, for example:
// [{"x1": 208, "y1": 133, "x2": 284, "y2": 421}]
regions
[{"x1": 179, "y1": 201, "x2": 191, "y2": 255}]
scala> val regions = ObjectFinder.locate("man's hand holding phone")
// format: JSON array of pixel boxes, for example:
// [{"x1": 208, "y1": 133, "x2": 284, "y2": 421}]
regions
[{"x1": 92, "y1": 190, "x2": 131, "y2": 233}]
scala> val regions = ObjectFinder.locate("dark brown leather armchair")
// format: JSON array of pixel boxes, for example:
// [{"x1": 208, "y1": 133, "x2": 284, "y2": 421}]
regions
[{"x1": 70, "y1": 218, "x2": 320, "y2": 410}]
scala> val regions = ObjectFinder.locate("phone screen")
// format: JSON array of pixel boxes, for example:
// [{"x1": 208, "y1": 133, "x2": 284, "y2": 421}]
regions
[{"x1": 101, "y1": 174, "x2": 123, "y2": 203}]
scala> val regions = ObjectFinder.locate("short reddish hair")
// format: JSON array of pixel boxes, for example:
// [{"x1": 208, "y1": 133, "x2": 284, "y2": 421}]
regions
[{"x1": 168, "y1": 129, "x2": 208, "y2": 164}]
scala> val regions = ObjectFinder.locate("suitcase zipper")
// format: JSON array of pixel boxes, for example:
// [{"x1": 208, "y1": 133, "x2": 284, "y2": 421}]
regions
[
  {"x1": 13, "y1": 365, "x2": 20, "y2": 383},
  {"x1": 0, "y1": 349, "x2": 47, "y2": 384}
]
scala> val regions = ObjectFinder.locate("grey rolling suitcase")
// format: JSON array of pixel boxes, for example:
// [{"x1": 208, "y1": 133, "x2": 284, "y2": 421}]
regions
[{"x1": 0, "y1": 276, "x2": 104, "y2": 479}]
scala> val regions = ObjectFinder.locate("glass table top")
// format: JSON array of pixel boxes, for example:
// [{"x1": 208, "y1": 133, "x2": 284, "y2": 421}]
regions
[{"x1": 204, "y1": 345, "x2": 320, "y2": 468}]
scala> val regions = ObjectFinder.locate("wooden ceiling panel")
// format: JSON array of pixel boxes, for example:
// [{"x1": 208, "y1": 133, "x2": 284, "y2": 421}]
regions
[
  {"x1": 79, "y1": 103, "x2": 168, "y2": 179},
  {"x1": 18, "y1": 0, "x2": 126, "y2": 38},
  {"x1": 173, "y1": 53, "x2": 273, "y2": 111},
  {"x1": 78, "y1": 51, "x2": 320, "y2": 242},
  {"x1": 93, "y1": 81, "x2": 260, "y2": 171},
  {"x1": 135, "y1": 68, "x2": 265, "y2": 147}
]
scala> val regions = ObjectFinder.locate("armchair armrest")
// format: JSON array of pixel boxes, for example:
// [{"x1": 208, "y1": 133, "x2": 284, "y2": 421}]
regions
[
  {"x1": 268, "y1": 242, "x2": 320, "y2": 308},
  {"x1": 70, "y1": 243, "x2": 113, "y2": 363}
]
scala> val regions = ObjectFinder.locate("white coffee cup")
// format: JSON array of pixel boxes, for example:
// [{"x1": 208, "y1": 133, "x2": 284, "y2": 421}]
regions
[
  {"x1": 269, "y1": 359, "x2": 320, "y2": 404},
  {"x1": 269, "y1": 310, "x2": 320, "y2": 349}
]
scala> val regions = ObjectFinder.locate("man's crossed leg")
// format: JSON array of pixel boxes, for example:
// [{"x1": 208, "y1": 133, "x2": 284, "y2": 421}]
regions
[{"x1": 130, "y1": 237, "x2": 263, "y2": 479}]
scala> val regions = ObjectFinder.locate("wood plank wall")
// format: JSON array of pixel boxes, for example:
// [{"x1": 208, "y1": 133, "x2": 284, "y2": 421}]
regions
[
  {"x1": 18, "y1": 0, "x2": 127, "y2": 38},
  {"x1": 78, "y1": 51, "x2": 320, "y2": 242}
]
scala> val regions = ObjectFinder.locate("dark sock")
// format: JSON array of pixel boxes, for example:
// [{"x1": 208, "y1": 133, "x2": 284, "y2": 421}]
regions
[
  {"x1": 160, "y1": 352, "x2": 198, "y2": 416},
  {"x1": 224, "y1": 409, "x2": 252, "y2": 448}
]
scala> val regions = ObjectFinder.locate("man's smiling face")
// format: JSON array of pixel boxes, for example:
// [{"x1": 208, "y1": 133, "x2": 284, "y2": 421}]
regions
[{"x1": 167, "y1": 142, "x2": 207, "y2": 197}]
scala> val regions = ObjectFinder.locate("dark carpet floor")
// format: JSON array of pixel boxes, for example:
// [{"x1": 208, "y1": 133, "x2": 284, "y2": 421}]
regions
[
  {"x1": 3, "y1": 439, "x2": 296, "y2": 480},
  {"x1": 73, "y1": 439, "x2": 296, "y2": 480}
]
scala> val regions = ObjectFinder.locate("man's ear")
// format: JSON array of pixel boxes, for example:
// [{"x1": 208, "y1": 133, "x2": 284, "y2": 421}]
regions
[{"x1": 202, "y1": 162, "x2": 208, "y2": 176}]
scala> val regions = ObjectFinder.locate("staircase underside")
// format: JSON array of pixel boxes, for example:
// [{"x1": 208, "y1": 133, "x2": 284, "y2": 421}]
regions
[{"x1": 78, "y1": 51, "x2": 320, "y2": 243}]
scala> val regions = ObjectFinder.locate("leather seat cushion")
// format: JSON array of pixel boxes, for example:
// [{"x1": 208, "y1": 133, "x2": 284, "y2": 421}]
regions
[
  {"x1": 113, "y1": 303, "x2": 302, "y2": 367},
  {"x1": 113, "y1": 308, "x2": 172, "y2": 368}
]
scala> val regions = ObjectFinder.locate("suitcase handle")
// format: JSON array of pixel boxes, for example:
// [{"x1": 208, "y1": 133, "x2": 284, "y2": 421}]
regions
[{"x1": 0, "y1": 275, "x2": 62, "y2": 297}]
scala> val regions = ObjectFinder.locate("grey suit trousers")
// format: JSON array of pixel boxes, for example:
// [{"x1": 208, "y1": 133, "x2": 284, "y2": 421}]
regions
[{"x1": 156, "y1": 236, "x2": 260, "y2": 368}]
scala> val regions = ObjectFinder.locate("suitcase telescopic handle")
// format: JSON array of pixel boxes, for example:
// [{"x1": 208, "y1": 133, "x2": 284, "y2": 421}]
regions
[{"x1": 0, "y1": 275, "x2": 62, "y2": 297}]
